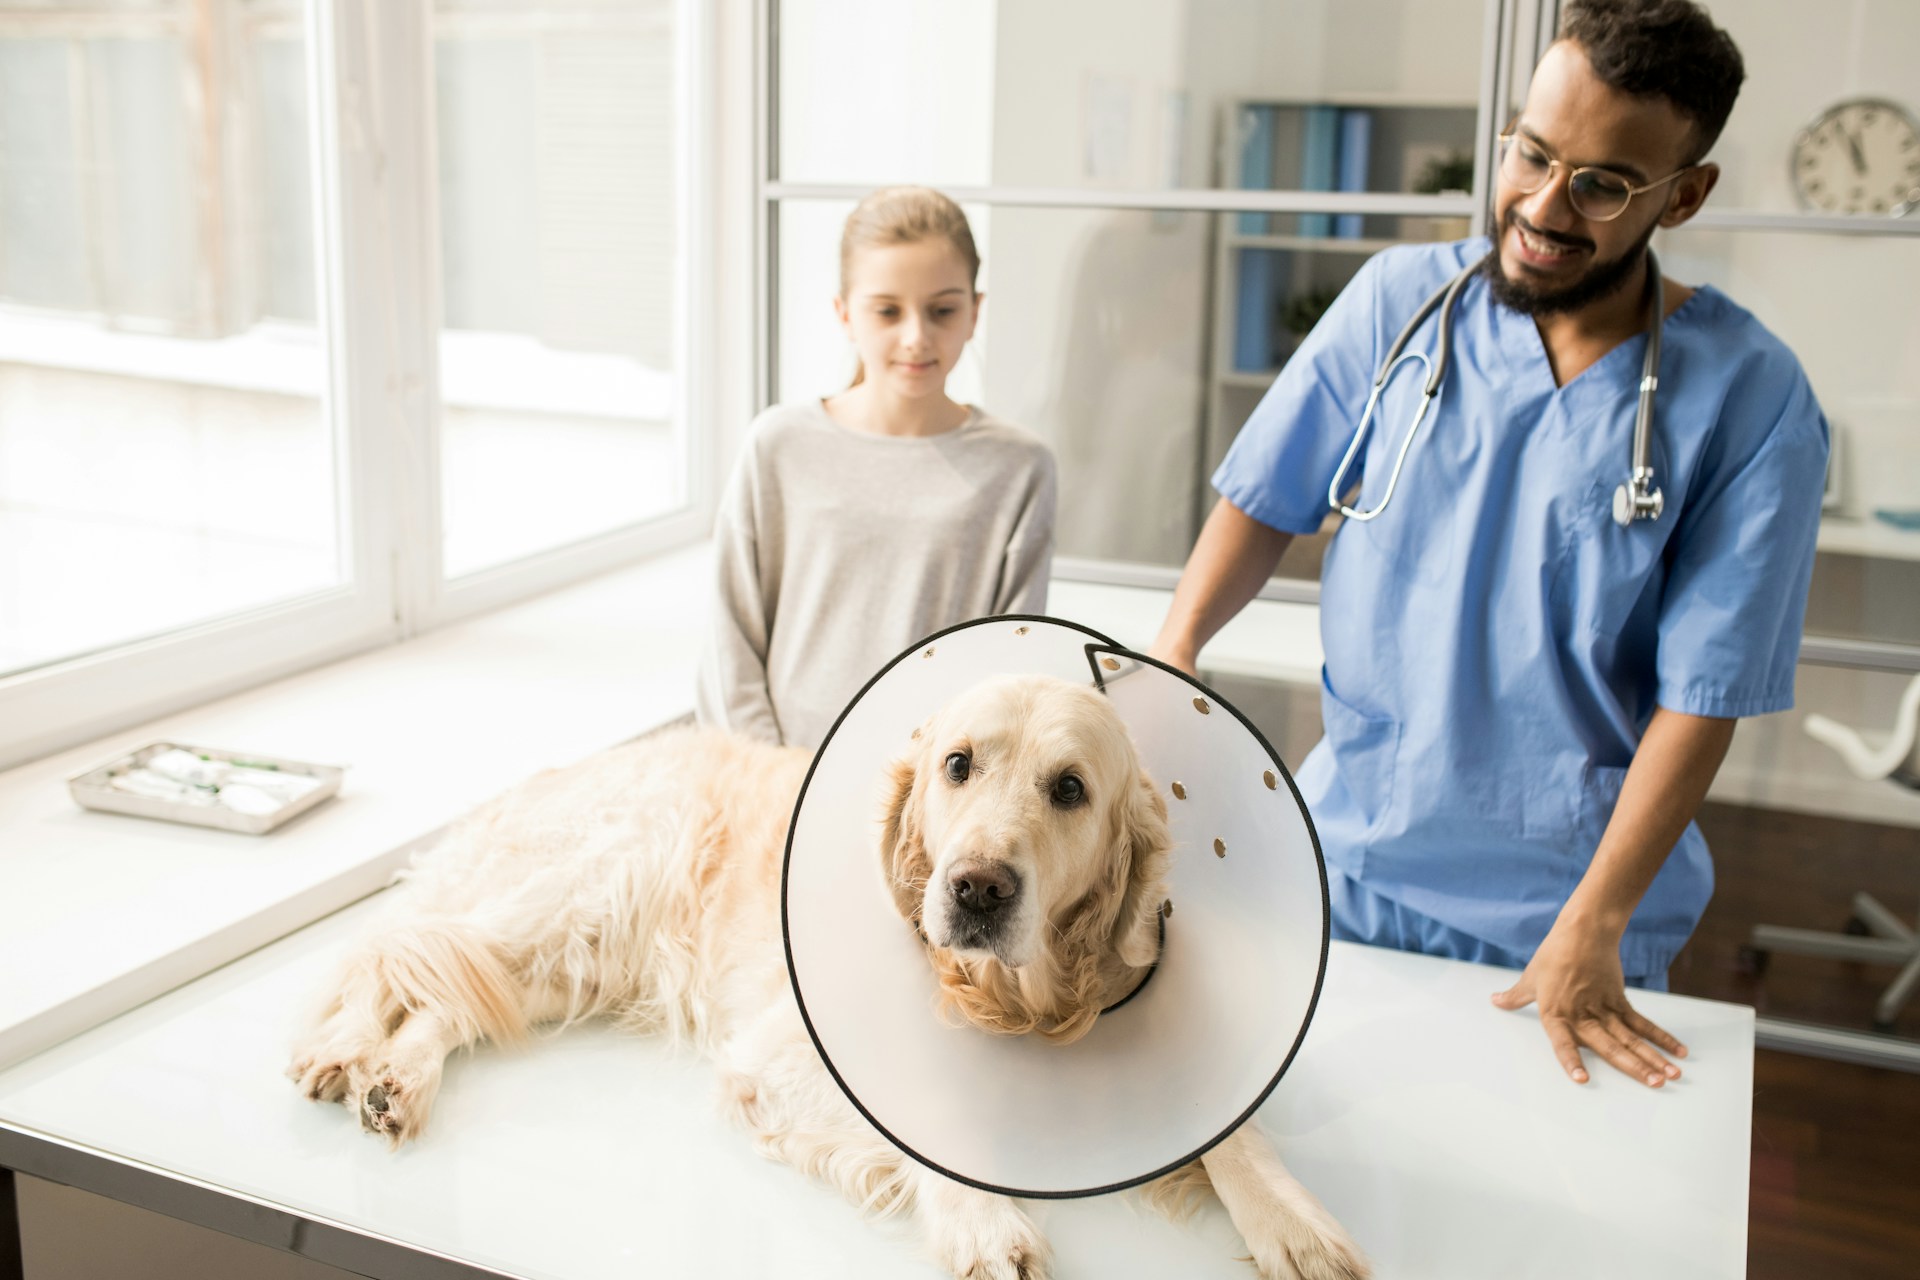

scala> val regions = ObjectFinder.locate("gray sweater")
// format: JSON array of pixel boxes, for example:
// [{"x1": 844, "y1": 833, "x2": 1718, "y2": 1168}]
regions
[{"x1": 695, "y1": 400, "x2": 1057, "y2": 752}]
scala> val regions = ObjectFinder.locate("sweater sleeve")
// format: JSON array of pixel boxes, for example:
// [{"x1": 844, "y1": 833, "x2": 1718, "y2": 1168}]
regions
[
  {"x1": 993, "y1": 446, "x2": 1058, "y2": 615},
  {"x1": 693, "y1": 444, "x2": 785, "y2": 744}
]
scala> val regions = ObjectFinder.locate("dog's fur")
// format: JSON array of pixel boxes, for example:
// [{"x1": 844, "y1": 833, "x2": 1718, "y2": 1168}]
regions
[{"x1": 289, "y1": 674, "x2": 1367, "y2": 1279}]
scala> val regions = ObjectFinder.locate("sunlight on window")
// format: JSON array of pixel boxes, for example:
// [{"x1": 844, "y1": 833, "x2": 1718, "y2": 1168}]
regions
[
  {"x1": 433, "y1": 0, "x2": 683, "y2": 579},
  {"x1": 0, "y1": 0, "x2": 336, "y2": 678}
]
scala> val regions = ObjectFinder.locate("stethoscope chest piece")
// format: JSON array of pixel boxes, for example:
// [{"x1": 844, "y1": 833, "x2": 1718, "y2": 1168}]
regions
[{"x1": 1613, "y1": 470, "x2": 1665, "y2": 526}]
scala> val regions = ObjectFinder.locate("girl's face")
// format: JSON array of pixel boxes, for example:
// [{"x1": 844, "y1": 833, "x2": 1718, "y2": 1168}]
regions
[{"x1": 835, "y1": 240, "x2": 980, "y2": 397}]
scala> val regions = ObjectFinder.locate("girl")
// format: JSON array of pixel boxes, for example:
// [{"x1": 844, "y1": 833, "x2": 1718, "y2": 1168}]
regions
[{"x1": 695, "y1": 187, "x2": 1058, "y2": 752}]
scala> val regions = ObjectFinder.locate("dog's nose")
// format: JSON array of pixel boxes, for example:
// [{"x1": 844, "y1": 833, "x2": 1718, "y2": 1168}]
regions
[{"x1": 947, "y1": 860, "x2": 1020, "y2": 916}]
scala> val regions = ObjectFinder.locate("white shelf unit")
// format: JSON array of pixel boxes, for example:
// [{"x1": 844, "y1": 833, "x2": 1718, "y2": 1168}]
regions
[{"x1": 1816, "y1": 516, "x2": 1920, "y2": 564}]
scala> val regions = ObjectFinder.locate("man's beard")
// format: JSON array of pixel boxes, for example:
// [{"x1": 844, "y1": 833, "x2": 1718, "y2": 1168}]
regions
[{"x1": 1483, "y1": 209, "x2": 1659, "y2": 317}]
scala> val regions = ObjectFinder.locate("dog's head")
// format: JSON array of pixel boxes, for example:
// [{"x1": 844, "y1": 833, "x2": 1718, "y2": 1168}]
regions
[{"x1": 878, "y1": 674, "x2": 1171, "y2": 1043}]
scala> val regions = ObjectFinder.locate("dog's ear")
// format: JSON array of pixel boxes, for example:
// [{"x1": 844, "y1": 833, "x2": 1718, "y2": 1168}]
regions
[
  {"x1": 1110, "y1": 770, "x2": 1172, "y2": 968},
  {"x1": 878, "y1": 753, "x2": 932, "y2": 926}
]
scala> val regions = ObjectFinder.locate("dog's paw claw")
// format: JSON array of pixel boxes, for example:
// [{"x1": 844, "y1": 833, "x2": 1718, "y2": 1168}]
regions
[{"x1": 290, "y1": 1056, "x2": 352, "y2": 1103}]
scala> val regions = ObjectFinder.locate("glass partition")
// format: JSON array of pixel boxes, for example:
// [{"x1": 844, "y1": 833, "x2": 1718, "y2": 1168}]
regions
[
  {"x1": 776, "y1": 0, "x2": 1488, "y2": 196},
  {"x1": 780, "y1": 200, "x2": 1214, "y2": 569}
]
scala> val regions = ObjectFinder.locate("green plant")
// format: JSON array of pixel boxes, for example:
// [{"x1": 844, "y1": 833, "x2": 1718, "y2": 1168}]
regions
[
  {"x1": 1412, "y1": 150, "x2": 1476, "y2": 195},
  {"x1": 1280, "y1": 288, "x2": 1340, "y2": 336}
]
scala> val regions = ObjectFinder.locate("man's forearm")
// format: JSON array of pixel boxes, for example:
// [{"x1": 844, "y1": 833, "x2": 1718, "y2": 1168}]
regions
[
  {"x1": 1558, "y1": 706, "x2": 1736, "y2": 939},
  {"x1": 1151, "y1": 497, "x2": 1294, "y2": 672}
]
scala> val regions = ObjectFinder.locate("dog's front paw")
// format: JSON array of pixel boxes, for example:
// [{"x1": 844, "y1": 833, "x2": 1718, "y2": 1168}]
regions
[
  {"x1": 1202, "y1": 1127, "x2": 1370, "y2": 1280},
  {"x1": 288, "y1": 1032, "x2": 446, "y2": 1148},
  {"x1": 353, "y1": 1056, "x2": 445, "y2": 1148},
  {"x1": 926, "y1": 1199, "x2": 1050, "y2": 1280},
  {"x1": 358, "y1": 1072, "x2": 413, "y2": 1143},
  {"x1": 1245, "y1": 1218, "x2": 1369, "y2": 1280}
]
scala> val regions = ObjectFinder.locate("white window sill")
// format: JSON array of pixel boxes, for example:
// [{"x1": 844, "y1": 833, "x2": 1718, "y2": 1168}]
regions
[{"x1": 0, "y1": 545, "x2": 709, "y2": 1071}]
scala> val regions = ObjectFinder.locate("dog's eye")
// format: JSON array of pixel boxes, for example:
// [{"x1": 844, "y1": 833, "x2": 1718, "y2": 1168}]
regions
[
  {"x1": 1050, "y1": 774, "x2": 1085, "y2": 808},
  {"x1": 944, "y1": 752, "x2": 971, "y2": 784}
]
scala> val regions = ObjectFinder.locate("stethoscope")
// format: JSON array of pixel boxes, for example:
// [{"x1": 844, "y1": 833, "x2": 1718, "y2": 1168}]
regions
[{"x1": 1328, "y1": 249, "x2": 1666, "y2": 527}]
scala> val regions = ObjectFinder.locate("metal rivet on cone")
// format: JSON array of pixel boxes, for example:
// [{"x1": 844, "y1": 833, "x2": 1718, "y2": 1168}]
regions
[
  {"x1": 1192, "y1": 696, "x2": 1210, "y2": 715},
  {"x1": 1263, "y1": 770, "x2": 1277, "y2": 790},
  {"x1": 1171, "y1": 781, "x2": 1187, "y2": 800},
  {"x1": 1214, "y1": 838, "x2": 1227, "y2": 858}
]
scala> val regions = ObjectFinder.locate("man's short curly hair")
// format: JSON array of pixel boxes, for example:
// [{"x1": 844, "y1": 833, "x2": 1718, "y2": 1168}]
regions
[{"x1": 1559, "y1": 0, "x2": 1745, "y2": 162}]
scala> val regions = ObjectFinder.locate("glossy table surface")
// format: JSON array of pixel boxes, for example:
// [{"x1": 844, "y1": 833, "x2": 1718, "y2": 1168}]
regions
[{"x1": 0, "y1": 894, "x2": 1751, "y2": 1280}]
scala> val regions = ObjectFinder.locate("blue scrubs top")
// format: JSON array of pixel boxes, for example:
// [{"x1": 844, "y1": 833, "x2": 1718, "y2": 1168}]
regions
[{"x1": 1214, "y1": 239, "x2": 1829, "y2": 977}]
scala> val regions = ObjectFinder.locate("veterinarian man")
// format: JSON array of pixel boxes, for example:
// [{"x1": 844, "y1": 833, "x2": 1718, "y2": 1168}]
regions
[{"x1": 1151, "y1": 0, "x2": 1827, "y2": 1088}]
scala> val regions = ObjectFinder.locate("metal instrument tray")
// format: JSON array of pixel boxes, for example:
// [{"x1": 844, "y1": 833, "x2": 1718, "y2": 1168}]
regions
[{"x1": 68, "y1": 743, "x2": 343, "y2": 836}]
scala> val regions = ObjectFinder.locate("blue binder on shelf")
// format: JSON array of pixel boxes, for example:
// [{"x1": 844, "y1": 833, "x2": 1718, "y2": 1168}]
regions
[
  {"x1": 1298, "y1": 105, "x2": 1340, "y2": 237},
  {"x1": 1334, "y1": 109, "x2": 1372, "y2": 238},
  {"x1": 1232, "y1": 248, "x2": 1286, "y2": 373},
  {"x1": 1233, "y1": 104, "x2": 1282, "y2": 373},
  {"x1": 1237, "y1": 105, "x2": 1276, "y2": 236}
]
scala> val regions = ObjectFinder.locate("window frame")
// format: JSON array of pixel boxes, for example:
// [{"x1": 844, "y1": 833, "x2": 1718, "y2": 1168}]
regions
[{"x1": 0, "y1": 0, "x2": 720, "y2": 771}]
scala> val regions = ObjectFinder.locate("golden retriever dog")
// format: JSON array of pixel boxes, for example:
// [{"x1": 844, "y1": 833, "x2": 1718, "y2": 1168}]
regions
[{"x1": 288, "y1": 674, "x2": 1367, "y2": 1280}]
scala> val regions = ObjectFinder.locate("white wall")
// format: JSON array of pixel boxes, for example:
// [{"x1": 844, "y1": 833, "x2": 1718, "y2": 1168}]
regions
[
  {"x1": 1661, "y1": 0, "x2": 1920, "y2": 828},
  {"x1": 775, "y1": 0, "x2": 996, "y2": 188},
  {"x1": 771, "y1": 0, "x2": 996, "y2": 413}
]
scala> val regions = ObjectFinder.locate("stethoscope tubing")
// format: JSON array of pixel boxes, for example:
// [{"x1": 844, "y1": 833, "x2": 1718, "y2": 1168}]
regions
[{"x1": 1328, "y1": 248, "x2": 1666, "y2": 526}]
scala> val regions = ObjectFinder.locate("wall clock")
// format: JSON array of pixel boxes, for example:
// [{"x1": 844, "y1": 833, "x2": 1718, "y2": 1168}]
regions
[{"x1": 1790, "y1": 97, "x2": 1920, "y2": 216}]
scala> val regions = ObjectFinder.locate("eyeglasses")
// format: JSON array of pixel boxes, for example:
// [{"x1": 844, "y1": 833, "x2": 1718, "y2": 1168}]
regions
[{"x1": 1497, "y1": 126, "x2": 1693, "y2": 222}]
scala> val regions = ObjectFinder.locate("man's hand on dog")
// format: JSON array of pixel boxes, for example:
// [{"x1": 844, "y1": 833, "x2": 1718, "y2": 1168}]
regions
[{"x1": 1489, "y1": 916, "x2": 1687, "y2": 1089}]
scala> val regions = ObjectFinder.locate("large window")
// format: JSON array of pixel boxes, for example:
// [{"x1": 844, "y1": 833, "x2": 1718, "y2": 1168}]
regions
[
  {"x1": 0, "y1": 1, "x2": 338, "y2": 679},
  {"x1": 0, "y1": 0, "x2": 707, "y2": 769},
  {"x1": 433, "y1": 0, "x2": 685, "y2": 578}
]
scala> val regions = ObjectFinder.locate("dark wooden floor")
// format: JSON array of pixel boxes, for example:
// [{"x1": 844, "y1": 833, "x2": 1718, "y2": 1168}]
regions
[{"x1": 1672, "y1": 801, "x2": 1920, "y2": 1280}]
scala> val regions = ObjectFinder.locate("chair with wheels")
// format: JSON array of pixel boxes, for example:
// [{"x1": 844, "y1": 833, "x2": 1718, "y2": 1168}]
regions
[{"x1": 1741, "y1": 674, "x2": 1920, "y2": 1034}]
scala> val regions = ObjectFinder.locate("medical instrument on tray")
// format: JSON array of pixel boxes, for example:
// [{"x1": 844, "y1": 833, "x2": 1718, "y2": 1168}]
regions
[{"x1": 1328, "y1": 249, "x2": 1667, "y2": 527}]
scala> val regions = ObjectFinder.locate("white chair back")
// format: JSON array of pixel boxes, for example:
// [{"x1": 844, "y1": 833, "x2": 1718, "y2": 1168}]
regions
[{"x1": 1803, "y1": 672, "x2": 1920, "y2": 789}]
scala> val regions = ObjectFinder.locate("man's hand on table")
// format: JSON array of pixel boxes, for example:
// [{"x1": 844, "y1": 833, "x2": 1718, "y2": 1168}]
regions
[{"x1": 1490, "y1": 915, "x2": 1687, "y2": 1088}]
